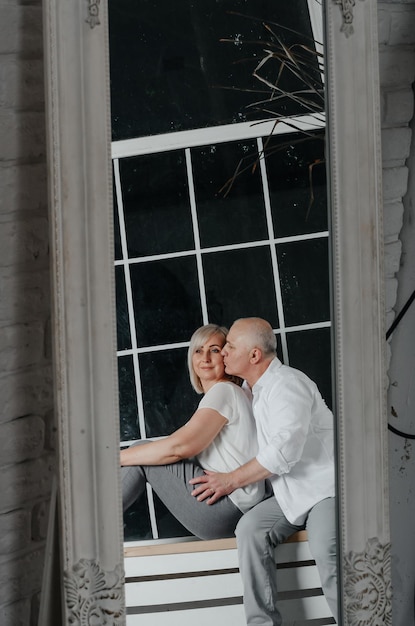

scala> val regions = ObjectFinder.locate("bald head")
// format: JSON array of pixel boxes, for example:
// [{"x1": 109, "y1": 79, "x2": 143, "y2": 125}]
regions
[
  {"x1": 232, "y1": 318, "x2": 277, "y2": 357},
  {"x1": 222, "y1": 318, "x2": 276, "y2": 387}
]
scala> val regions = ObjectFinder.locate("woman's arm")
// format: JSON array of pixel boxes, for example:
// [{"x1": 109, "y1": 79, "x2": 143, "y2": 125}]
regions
[{"x1": 120, "y1": 408, "x2": 227, "y2": 467}]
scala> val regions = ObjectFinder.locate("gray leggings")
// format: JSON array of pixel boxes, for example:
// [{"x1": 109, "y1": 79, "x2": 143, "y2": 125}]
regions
[{"x1": 121, "y1": 443, "x2": 242, "y2": 540}]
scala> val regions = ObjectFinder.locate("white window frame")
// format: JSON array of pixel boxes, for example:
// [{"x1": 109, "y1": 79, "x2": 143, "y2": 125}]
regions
[{"x1": 113, "y1": 116, "x2": 330, "y2": 541}]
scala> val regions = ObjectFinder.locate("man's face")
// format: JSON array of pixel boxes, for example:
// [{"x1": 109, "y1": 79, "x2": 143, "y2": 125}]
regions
[{"x1": 221, "y1": 322, "x2": 252, "y2": 379}]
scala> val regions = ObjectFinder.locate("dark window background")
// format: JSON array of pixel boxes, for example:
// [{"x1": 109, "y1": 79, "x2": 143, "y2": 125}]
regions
[
  {"x1": 140, "y1": 348, "x2": 200, "y2": 438},
  {"x1": 192, "y1": 140, "x2": 268, "y2": 247},
  {"x1": 130, "y1": 257, "x2": 203, "y2": 348},
  {"x1": 287, "y1": 327, "x2": 333, "y2": 409},
  {"x1": 266, "y1": 133, "x2": 327, "y2": 237},
  {"x1": 115, "y1": 266, "x2": 131, "y2": 351},
  {"x1": 277, "y1": 238, "x2": 330, "y2": 326},
  {"x1": 113, "y1": 184, "x2": 122, "y2": 261},
  {"x1": 118, "y1": 355, "x2": 140, "y2": 440},
  {"x1": 119, "y1": 152, "x2": 194, "y2": 258},
  {"x1": 203, "y1": 247, "x2": 279, "y2": 329},
  {"x1": 109, "y1": 0, "x2": 321, "y2": 140}
]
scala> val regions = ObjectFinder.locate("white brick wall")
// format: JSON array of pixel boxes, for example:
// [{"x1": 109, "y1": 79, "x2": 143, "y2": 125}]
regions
[
  {"x1": 0, "y1": 1, "x2": 413, "y2": 625},
  {"x1": 379, "y1": 2, "x2": 415, "y2": 345},
  {"x1": 0, "y1": 1, "x2": 54, "y2": 624},
  {"x1": 379, "y1": 3, "x2": 415, "y2": 626}
]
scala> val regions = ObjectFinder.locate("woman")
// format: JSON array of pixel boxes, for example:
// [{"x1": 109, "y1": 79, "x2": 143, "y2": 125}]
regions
[{"x1": 120, "y1": 324, "x2": 265, "y2": 540}]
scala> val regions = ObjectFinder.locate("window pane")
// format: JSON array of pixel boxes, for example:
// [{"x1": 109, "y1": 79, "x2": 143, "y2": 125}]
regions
[
  {"x1": 203, "y1": 247, "x2": 279, "y2": 328},
  {"x1": 277, "y1": 238, "x2": 330, "y2": 326},
  {"x1": 113, "y1": 183, "x2": 122, "y2": 261},
  {"x1": 286, "y1": 327, "x2": 333, "y2": 409},
  {"x1": 123, "y1": 488, "x2": 153, "y2": 541},
  {"x1": 275, "y1": 334, "x2": 284, "y2": 363},
  {"x1": 115, "y1": 266, "x2": 131, "y2": 351},
  {"x1": 118, "y1": 355, "x2": 140, "y2": 441},
  {"x1": 130, "y1": 257, "x2": 203, "y2": 347},
  {"x1": 119, "y1": 153, "x2": 194, "y2": 258},
  {"x1": 266, "y1": 132, "x2": 328, "y2": 238},
  {"x1": 192, "y1": 140, "x2": 268, "y2": 247},
  {"x1": 154, "y1": 495, "x2": 192, "y2": 540},
  {"x1": 109, "y1": 0, "x2": 320, "y2": 140},
  {"x1": 140, "y1": 348, "x2": 200, "y2": 438}
]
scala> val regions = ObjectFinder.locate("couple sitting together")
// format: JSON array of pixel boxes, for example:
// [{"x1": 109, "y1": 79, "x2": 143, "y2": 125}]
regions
[{"x1": 120, "y1": 317, "x2": 337, "y2": 626}]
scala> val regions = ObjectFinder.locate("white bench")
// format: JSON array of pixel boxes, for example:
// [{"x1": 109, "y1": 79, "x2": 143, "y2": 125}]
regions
[{"x1": 124, "y1": 531, "x2": 336, "y2": 625}]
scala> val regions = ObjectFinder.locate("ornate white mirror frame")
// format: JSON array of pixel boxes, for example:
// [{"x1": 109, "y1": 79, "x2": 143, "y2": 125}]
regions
[{"x1": 43, "y1": 0, "x2": 391, "y2": 624}]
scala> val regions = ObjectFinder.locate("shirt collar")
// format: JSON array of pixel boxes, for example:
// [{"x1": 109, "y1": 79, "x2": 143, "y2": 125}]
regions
[{"x1": 252, "y1": 357, "x2": 282, "y2": 393}]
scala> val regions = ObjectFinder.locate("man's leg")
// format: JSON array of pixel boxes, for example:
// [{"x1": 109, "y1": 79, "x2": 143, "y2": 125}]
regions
[
  {"x1": 306, "y1": 497, "x2": 338, "y2": 623},
  {"x1": 235, "y1": 497, "x2": 302, "y2": 626}
]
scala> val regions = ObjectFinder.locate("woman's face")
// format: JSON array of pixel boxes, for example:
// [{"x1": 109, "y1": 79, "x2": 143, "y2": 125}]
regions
[{"x1": 192, "y1": 332, "x2": 226, "y2": 390}]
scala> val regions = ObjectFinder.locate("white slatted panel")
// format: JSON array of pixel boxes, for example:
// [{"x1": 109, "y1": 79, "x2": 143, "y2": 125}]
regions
[
  {"x1": 124, "y1": 537, "x2": 315, "y2": 576},
  {"x1": 125, "y1": 572, "x2": 242, "y2": 606},
  {"x1": 124, "y1": 546, "x2": 238, "y2": 577},
  {"x1": 126, "y1": 604, "x2": 247, "y2": 626},
  {"x1": 124, "y1": 539, "x2": 336, "y2": 625},
  {"x1": 126, "y1": 596, "x2": 333, "y2": 626}
]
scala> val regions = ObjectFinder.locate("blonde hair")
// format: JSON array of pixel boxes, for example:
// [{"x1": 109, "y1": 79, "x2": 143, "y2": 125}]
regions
[{"x1": 188, "y1": 324, "x2": 241, "y2": 393}]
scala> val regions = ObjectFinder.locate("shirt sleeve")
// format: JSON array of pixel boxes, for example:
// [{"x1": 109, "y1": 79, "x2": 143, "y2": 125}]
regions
[
  {"x1": 198, "y1": 382, "x2": 235, "y2": 424},
  {"x1": 255, "y1": 374, "x2": 313, "y2": 475}
]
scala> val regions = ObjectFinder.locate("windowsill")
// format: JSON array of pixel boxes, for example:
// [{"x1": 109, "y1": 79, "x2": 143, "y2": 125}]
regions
[{"x1": 124, "y1": 530, "x2": 308, "y2": 557}]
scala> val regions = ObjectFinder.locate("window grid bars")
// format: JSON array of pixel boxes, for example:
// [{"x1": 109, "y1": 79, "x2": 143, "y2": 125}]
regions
[
  {"x1": 113, "y1": 230, "x2": 329, "y2": 266},
  {"x1": 114, "y1": 129, "x2": 330, "y2": 541},
  {"x1": 113, "y1": 138, "x2": 332, "y2": 376},
  {"x1": 185, "y1": 147, "x2": 209, "y2": 325},
  {"x1": 116, "y1": 321, "x2": 332, "y2": 358},
  {"x1": 257, "y1": 136, "x2": 289, "y2": 364}
]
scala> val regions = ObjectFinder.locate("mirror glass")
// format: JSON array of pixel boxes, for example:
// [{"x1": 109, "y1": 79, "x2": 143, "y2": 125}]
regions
[{"x1": 108, "y1": 0, "x2": 333, "y2": 553}]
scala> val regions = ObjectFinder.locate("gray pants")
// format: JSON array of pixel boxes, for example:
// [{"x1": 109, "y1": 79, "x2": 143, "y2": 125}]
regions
[
  {"x1": 235, "y1": 495, "x2": 338, "y2": 625},
  {"x1": 121, "y1": 450, "x2": 242, "y2": 540}
]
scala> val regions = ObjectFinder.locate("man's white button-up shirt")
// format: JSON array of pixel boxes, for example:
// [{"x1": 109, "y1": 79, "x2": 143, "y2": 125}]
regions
[{"x1": 247, "y1": 357, "x2": 335, "y2": 525}]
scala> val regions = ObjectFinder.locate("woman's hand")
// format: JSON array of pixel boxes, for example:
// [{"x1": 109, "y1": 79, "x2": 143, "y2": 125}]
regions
[{"x1": 189, "y1": 470, "x2": 235, "y2": 505}]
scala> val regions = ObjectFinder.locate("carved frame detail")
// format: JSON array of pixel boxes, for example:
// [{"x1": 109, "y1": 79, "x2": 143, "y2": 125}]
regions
[
  {"x1": 86, "y1": 0, "x2": 101, "y2": 28},
  {"x1": 64, "y1": 560, "x2": 125, "y2": 626},
  {"x1": 343, "y1": 539, "x2": 392, "y2": 625},
  {"x1": 43, "y1": 0, "x2": 390, "y2": 623},
  {"x1": 332, "y1": 0, "x2": 367, "y2": 36}
]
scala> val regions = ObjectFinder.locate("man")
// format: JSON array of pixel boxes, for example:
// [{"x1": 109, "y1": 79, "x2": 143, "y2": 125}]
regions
[{"x1": 190, "y1": 317, "x2": 337, "y2": 625}]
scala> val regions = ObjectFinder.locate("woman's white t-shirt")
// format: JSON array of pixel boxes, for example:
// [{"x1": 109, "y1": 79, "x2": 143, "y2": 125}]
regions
[{"x1": 195, "y1": 381, "x2": 265, "y2": 513}]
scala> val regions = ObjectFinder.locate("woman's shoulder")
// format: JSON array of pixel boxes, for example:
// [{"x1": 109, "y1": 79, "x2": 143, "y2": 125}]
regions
[
  {"x1": 202, "y1": 381, "x2": 246, "y2": 405},
  {"x1": 207, "y1": 381, "x2": 252, "y2": 411},
  {"x1": 207, "y1": 381, "x2": 242, "y2": 395}
]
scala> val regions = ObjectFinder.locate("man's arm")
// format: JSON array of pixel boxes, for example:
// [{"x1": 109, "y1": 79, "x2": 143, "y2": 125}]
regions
[{"x1": 189, "y1": 458, "x2": 272, "y2": 505}]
